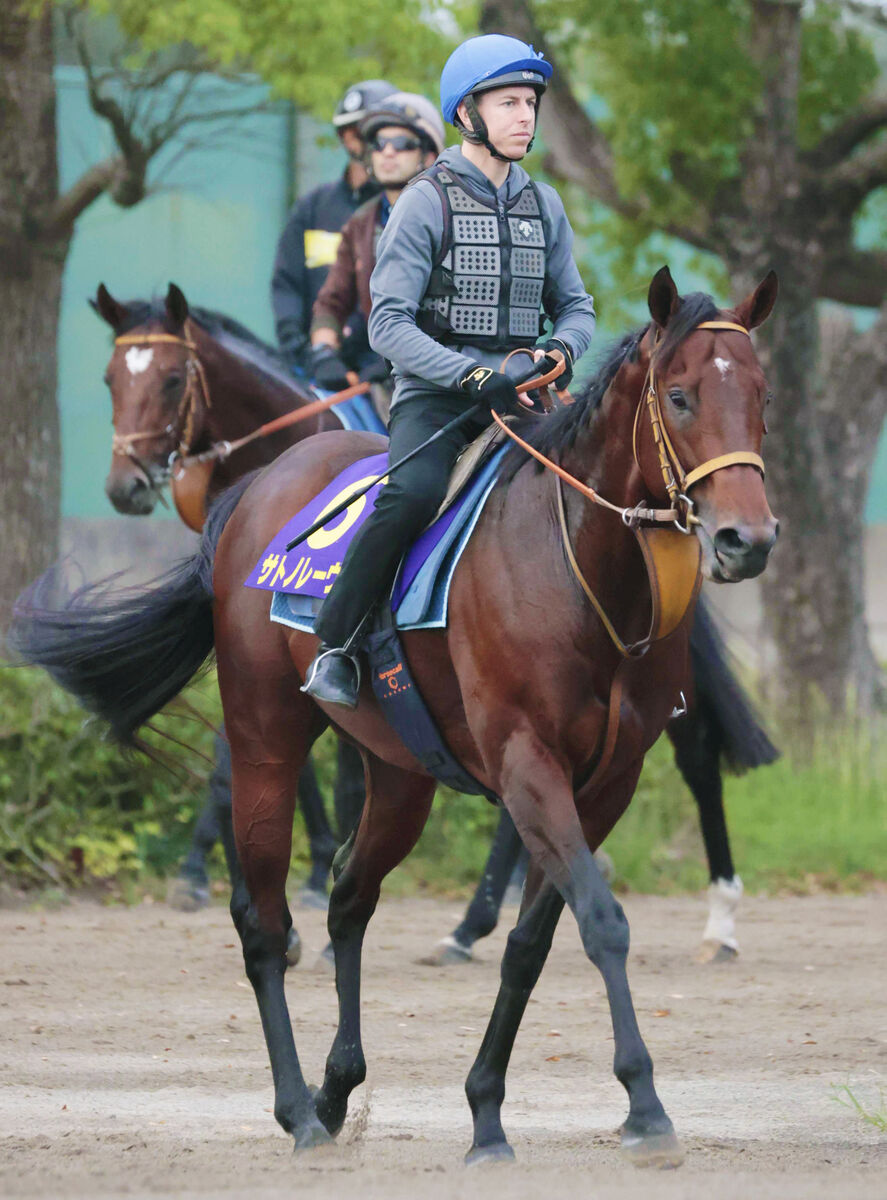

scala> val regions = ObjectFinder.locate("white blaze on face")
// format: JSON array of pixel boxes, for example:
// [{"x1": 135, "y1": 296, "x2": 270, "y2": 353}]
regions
[
  {"x1": 714, "y1": 356, "x2": 732, "y2": 379},
  {"x1": 125, "y1": 346, "x2": 154, "y2": 376}
]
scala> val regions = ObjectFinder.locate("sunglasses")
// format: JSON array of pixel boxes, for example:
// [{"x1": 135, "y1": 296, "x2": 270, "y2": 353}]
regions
[{"x1": 370, "y1": 134, "x2": 423, "y2": 153}]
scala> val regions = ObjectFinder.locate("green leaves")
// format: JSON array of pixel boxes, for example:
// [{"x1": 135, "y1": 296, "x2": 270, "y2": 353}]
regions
[{"x1": 83, "y1": 0, "x2": 451, "y2": 118}]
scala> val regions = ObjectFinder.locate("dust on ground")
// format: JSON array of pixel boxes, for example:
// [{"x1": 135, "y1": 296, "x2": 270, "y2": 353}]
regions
[{"x1": 1, "y1": 892, "x2": 884, "y2": 1199}]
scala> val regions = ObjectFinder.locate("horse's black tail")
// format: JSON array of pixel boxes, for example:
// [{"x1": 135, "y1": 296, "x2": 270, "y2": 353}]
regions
[
  {"x1": 690, "y1": 594, "x2": 780, "y2": 774},
  {"x1": 7, "y1": 475, "x2": 255, "y2": 746}
]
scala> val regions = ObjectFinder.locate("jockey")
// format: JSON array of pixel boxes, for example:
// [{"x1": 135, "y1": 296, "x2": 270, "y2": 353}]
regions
[
  {"x1": 271, "y1": 79, "x2": 396, "y2": 374},
  {"x1": 308, "y1": 93, "x2": 446, "y2": 396},
  {"x1": 302, "y1": 34, "x2": 596, "y2": 708}
]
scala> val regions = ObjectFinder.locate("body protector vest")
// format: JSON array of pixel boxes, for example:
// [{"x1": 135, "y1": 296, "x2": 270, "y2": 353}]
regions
[{"x1": 416, "y1": 165, "x2": 549, "y2": 350}]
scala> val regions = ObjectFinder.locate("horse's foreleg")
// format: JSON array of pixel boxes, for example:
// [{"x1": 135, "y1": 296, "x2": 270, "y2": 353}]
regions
[
  {"x1": 667, "y1": 710, "x2": 742, "y2": 961},
  {"x1": 496, "y1": 742, "x2": 682, "y2": 1168},
  {"x1": 464, "y1": 860, "x2": 564, "y2": 1163},
  {"x1": 313, "y1": 755, "x2": 435, "y2": 1137}
]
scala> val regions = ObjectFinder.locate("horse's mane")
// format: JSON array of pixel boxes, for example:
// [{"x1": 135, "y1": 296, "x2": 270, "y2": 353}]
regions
[
  {"x1": 500, "y1": 292, "x2": 721, "y2": 483},
  {"x1": 114, "y1": 298, "x2": 307, "y2": 395}
]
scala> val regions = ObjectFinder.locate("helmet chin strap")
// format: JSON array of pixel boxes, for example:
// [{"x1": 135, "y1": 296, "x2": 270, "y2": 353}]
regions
[{"x1": 460, "y1": 93, "x2": 539, "y2": 164}]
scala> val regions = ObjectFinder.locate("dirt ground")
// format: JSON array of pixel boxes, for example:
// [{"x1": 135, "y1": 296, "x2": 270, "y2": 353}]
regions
[{"x1": 1, "y1": 891, "x2": 884, "y2": 1200}]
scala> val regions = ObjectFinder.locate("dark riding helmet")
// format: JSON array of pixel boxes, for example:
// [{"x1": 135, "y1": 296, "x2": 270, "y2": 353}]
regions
[
  {"x1": 360, "y1": 92, "x2": 446, "y2": 157},
  {"x1": 332, "y1": 80, "x2": 398, "y2": 129}
]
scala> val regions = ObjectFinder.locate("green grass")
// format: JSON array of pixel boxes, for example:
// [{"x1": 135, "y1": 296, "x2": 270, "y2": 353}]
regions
[
  {"x1": 3, "y1": 666, "x2": 886, "y2": 898},
  {"x1": 832, "y1": 1084, "x2": 887, "y2": 1132}
]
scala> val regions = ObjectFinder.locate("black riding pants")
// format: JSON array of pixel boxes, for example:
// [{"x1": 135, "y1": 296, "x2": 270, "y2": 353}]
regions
[{"x1": 314, "y1": 391, "x2": 492, "y2": 647}]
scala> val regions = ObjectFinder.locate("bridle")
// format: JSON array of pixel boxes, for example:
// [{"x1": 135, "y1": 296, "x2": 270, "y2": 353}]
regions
[
  {"x1": 494, "y1": 318, "x2": 766, "y2": 535},
  {"x1": 633, "y1": 320, "x2": 765, "y2": 533},
  {"x1": 110, "y1": 323, "x2": 212, "y2": 485}
]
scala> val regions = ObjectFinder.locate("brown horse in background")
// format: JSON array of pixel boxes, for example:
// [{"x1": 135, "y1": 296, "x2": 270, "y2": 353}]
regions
[
  {"x1": 94, "y1": 282, "x2": 342, "y2": 524},
  {"x1": 92, "y1": 282, "x2": 360, "y2": 915},
  {"x1": 13, "y1": 267, "x2": 778, "y2": 1167}
]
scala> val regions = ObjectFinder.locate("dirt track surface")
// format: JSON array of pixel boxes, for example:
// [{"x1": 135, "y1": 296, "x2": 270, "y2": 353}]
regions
[{"x1": 1, "y1": 893, "x2": 885, "y2": 1199}]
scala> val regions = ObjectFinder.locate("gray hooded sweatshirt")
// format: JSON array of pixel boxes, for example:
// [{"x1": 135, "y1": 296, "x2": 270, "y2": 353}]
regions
[{"x1": 368, "y1": 146, "x2": 596, "y2": 407}]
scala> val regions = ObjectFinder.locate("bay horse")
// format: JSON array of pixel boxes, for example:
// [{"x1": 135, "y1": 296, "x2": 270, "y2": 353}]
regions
[
  {"x1": 93, "y1": 282, "x2": 365, "y2": 913},
  {"x1": 14, "y1": 267, "x2": 779, "y2": 1166}
]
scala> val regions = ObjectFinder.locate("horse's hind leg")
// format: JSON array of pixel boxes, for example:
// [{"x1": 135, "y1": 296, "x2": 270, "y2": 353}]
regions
[
  {"x1": 296, "y1": 754, "x2": 339, "y2": 905},
  {"x1": 223, "y1": 672, "x2": 330, "y2": 1149},
  {"x1": 312, "y1": 754, "x2": 435, "y2": 1136},
  {"x1": 168, "y1": 731, "x2": 231, "y2": 910},
  {"x1": 426, "y1": 807, "x2": 524, "y2": 965},
  {"x1": 667, "y1": 709, "x2": 742, "y2": 961},
  {"x1": 465, "y1": 860, "x2": 564, "y2": 1163}
]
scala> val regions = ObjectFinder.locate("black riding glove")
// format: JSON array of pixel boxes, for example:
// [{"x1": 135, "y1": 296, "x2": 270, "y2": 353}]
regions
[
  {"x1": 358, "y1": 353, "x2": 390, "y2": 385},
  {"x1": 309, "y1": 344, "x2": 350, "y2": 391},
  {"x1": 540, "y1": 339, "x2": 574, "y2": 390},
  {"x1": 459, "y1": 364, "x2": 523, "y2": 416}
]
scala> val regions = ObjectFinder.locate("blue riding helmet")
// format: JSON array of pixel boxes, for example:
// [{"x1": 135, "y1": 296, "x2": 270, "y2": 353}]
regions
[{"x1": 440, "y1": 34, "x2": 552, "y2": 125}]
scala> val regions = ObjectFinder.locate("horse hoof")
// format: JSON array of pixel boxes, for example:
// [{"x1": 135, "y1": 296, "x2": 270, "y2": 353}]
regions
[
  {"x1": 285, "y1": 927, "x2": 302, "y2": 968},
  {"x1": 309, "y1": 1084, "x2": 347, "y2": 1138},
  {"x1": 291, "y1": 1115, "x2": 335, "y2": 1153},
  {"x1": 297, "y1": 886, "x2": 329, "y2": 912},
  {"x1": 419, "y1": 936, "x2": 472, "y2": 967},
  {"x1": 620, "y1": 1127, "x2": 684, "y2": 1169},
  {"x1": 695, "y1": 940, "x2": 738, "y2": 965},
  {"x1": 465, "y1": 1141, "x2": 516, "y2": 1167},
  {"x1": 166, "y1": 877, "x2": 209, "y2": 912}
]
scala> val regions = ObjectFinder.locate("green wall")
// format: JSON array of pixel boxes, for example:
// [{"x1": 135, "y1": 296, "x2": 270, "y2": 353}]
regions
[{"x1": 55, "y1": 66, "x2": 887, "y2": 522}]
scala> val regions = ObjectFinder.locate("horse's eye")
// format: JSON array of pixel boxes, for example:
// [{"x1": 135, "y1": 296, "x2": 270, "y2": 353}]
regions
[
  {"x1": 163, "y1": 373, "x2": 183, "y2": 393},
  {"x1": 668, "y1": 389, "x2": 688, "y2": 412},
  {"x1": 103, "y1": 373, "x2": 111, "y2": 387},
  {"x1": 765, "y1": 391, "x2": 773, "y2": 407}
]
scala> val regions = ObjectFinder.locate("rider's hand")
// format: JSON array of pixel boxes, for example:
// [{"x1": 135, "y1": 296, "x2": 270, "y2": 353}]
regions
[
  {"x1": 537, "y1": 339, "x2": 574, "y2": 390},
  {"x1": 358, "y1": 353, "x2": 390, "y2": 385},
  {"x1": 459, "y1": 364, "x2": 527, "y2": 415},
  {"x1": 309, "y1": 344, "x2": 351, "y2": 391}
]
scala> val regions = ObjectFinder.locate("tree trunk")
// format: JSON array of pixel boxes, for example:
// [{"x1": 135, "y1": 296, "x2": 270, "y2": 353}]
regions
[{"x1": 0, "y1": 9, "x2": 65, "y2": 635}]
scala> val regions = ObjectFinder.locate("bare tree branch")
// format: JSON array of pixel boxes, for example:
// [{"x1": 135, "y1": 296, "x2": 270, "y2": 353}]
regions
[
  {"x1": 819, "y1": 244, "x2": 887, "y2": 306},
  {"x1": 41, "y1": 158, "x2": 120, "y2": 239},
  {"x1": 823, "y1": 136, "x2": 887, "y2": 213},
  {"x1": 833, "y1": 0, "x2": 887, "y2": 30},
  {"x1": 805, "y1": 93, "x2": 887, "y2": 167}
]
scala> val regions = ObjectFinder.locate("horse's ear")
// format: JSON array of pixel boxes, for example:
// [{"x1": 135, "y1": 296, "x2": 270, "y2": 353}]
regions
[
  {"x1": 91, "y1": 283, "x2": 128, "y2": 330},
  {"x1": 165, "y1": 283, "x2": 189, "y2": 330},
  {"x1": 734, "y1": 270, "x2": 778, "y2": 330},
  {"x1": 648, "y1": 266, "x2": 680, "y2": 329}
]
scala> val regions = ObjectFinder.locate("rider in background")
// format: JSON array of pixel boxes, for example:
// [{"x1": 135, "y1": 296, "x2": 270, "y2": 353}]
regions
[
  {"x1": 302, "y1": 34, "x2": 596, "y2": 708},
  {"x1": 271, "y1": 79, "x2": 396, "y2": 375},
  {"x1": 308, "y1": 93, "x2": 446, "y2": 418}
]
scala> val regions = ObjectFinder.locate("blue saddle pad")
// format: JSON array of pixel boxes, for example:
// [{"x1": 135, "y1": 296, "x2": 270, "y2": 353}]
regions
[
  {"x1": 327, "y1": 388, "x2": 387, "y2": 436},
  {"x1": 258, "y1": 445, "x2": 506, "y2": 635}
]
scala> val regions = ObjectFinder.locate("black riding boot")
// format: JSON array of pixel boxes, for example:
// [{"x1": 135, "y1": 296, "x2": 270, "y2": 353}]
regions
[{"x1": 301, "y1": 644, "x2": 361, "y2": 709}]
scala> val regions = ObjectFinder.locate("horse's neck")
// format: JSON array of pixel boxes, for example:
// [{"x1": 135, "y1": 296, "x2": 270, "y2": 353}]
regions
[{"x1": 193, "y1": 330, "x2": 309, "y2": 448}]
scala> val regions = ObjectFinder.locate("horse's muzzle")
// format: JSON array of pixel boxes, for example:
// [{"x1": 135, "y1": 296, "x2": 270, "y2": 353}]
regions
[
  {"x1": 105, "y1": 472, "x2": 159, "y2": 516},
  {"x1": 709, "y1": 517, "x2": 779, "y2": 581}
]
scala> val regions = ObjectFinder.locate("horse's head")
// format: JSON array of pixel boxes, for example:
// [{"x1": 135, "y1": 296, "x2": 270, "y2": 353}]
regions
[
  {"x1": 638, "y1": 267, "x2": 780, "y2": 582},
  {"x1": 92, "y1": 282, "x2": 207, "y2": 515}
]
